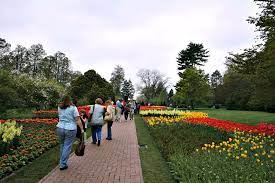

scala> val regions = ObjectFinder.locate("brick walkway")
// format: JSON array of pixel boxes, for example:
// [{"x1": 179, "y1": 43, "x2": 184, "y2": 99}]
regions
[{"x1": 39, "y1": 119, "x2": 143, "y2": 183}]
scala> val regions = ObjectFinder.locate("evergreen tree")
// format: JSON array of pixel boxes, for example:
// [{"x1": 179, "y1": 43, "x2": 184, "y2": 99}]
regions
[
  {"x1": 121, "y1": 79, "x2": 135, "y2": 101},
  {"x1": 177, "y1": 42, "x2": 209, "y2": 72},
  {"x1": 110, "y1": 65, "x2": 125, "y2": 97}
]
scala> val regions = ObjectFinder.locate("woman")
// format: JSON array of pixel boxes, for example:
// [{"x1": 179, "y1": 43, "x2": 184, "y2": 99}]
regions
[
  {"x1": 56, "y1": 95, "x2": 84, "y2": 171},
  {"x1": 89, "y1": 98, "x2": 105, "y2": 146},
  {"x1": 105, "y1": 100, "x2": 115, "y2": 140}
]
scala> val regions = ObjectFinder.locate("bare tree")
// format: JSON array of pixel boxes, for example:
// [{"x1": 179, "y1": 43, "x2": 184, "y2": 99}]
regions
[{"x1": 136, "y1": 69, "x2": 169, "y2": 101}]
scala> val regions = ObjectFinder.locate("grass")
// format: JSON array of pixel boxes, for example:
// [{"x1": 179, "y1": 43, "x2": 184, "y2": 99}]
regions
[
  {"x1": 1, "y1": 130, "x2": 91, "y2": 183},
  {"x1": 135, "y1": 115, "x2": 175, "y2": 183},
  {"x1": 198, "y1": 108, "x2": 275, "y2": 125}
]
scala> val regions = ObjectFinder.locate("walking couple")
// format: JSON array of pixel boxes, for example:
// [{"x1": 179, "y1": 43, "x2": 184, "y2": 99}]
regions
[{"x1": 89, "y1": 98, "x2": 115, "y2": 146}]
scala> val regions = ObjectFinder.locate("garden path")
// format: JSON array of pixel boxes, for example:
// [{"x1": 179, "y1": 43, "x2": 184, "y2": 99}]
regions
[{"x1": 39, "y1": 118, "x2": 143, "y2": 183}]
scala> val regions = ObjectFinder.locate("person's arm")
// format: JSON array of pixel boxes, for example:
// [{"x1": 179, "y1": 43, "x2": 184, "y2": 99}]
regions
[
  {"x1": 73, "y1": 106, "x2": 84, "y2": 133},
  {"x1": 76, "y1": 116, "x2": 84, "y2": 133}
]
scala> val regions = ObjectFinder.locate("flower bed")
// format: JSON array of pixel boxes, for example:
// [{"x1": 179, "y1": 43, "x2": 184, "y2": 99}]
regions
[
  {"x1": 140, "y1": 109, "x2": 207, "y2": 117},
  {"x1": 0, "y1": 120, "x2": 58, "y2": 179},
  {"x1": 187, "y1": 117, "x2": 275, "y2": 136},
  {"x1": 140, "y1": 106, "x2": 167, "y2": 111},
  {"x1": 32, "y1": 110, "x2": 58, "y2": 118},
  {"x1": 141, "y1": 110, "x2": 275, "y2": 182}
]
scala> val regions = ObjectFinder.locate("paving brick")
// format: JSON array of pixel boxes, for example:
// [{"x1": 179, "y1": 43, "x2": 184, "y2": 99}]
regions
[{"x1": 39, "y1": 117, "x2": 143, "y2": 183}]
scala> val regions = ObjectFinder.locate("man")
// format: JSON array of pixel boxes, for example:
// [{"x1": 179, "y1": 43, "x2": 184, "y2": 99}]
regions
[{"x1": 115, "y1": 99, "x2": 123, "y2": 122}]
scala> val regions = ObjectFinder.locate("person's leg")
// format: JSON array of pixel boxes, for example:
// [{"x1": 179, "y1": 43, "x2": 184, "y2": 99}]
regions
[
  {"x1": 91, "y1": 126, "x2": 97, "y2": 144},
  {"x1": 117, "y1": 107, "x2": 121, "y2": 122},
  {"x1": 60, "y1": 129, "x2": 77, "y2": 169},
  {"x1": 107, "y1": 122, "x2": 113, "y2": 139},
  {"x1": 96, "y1": 125, "x2": 102, "y2": 146},
  {"x1": 57, "y1": 128, "x2": 65, "y2": 168},
  {"x1": 125, "y1": 111, "x2": 128, "y2": 121}
]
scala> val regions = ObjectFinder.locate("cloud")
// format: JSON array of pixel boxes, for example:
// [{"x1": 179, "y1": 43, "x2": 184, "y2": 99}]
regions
[{"x1": 0, "y1": 0, "x2": 259, "y2": 90}]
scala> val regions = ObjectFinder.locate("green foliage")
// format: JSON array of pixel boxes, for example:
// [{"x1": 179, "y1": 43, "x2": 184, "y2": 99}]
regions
[
  {"x1": 121, "y1": 79, "x2": 135, "y2": 101},
  {"x1": 0, "y1": 38, "x2": 79, "y2": 86},
  {"x1": 219, "y1": 0, "x2": 275, "y2": 112},
  {"x1": 175, "y1": 68, "x2": 211, "y2": 109},
  {"x1": 149, "y1": 123, "x2": 229, "y2": 158},
  {"x1": 70, "y1": 69, "x2": 115, "y2": 103},
  {"x1": 177, "y1": 42, "x2": 209, "y2": 70},
  {"x1": 110, "y1": 65, "x2": 125, "y2": 97},
  {"x1": 170, "y1": 152, "x2": 274, "y2": 183}
]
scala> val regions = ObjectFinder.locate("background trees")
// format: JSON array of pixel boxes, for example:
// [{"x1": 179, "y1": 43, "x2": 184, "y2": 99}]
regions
[
  {"x1": 110, "y1": 65, "x2": 125, "y2": 98},
  {"x1": 70, "y1": 70, "x2": 115, "y2": 105},
  {"x1": 121, "y1": 79, "x2": 135, "y2": 101},
  {"x1": 136, "y1": 69, "x2": 169, "y2": 104},
  {"x1": 174, "y1": 42, "x2": 211, "y2": 109}
]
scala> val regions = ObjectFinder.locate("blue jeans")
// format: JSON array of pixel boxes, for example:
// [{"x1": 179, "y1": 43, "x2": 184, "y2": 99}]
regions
[
  {"x1": 107, "y1": 121, "x2": 113, "y2": 139},
  {"x1": 91, "y1": 125, "x2": 102, "y2": 143},
  {"x1": 56, "y1": 128, "x2": 77, "y2": 168}
]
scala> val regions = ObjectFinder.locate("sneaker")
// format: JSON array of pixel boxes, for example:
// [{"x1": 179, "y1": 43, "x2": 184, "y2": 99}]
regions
[
  {"x1": 60, "y1": 165, "x2": 68, "y2": 171},
  {"x1": 106, "y1": 138, "x2": 112, "y2": 140},
  {"x1": 92, "y1": 141, "x2": 96, "y2": 144}
]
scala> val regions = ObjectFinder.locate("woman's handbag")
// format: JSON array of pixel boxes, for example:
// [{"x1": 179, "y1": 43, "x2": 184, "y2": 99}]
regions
[
  {"x1": 104, "y1": 113, "x2": 113, "y2": 122},
  {"x1": 75, "y1": 133, "x2": 85, "y2": 156}
]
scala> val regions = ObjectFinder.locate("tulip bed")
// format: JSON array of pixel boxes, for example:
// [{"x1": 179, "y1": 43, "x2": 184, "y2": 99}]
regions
[
  {"x1": 141, "y1": 110, "x2": 275, "y2": 182},
  {"x1": 0, "y1": 119, "x2": 58, "y2": 179},
  {"x1": 32, "y1": 110, "x2": 58, "y2": 118}
]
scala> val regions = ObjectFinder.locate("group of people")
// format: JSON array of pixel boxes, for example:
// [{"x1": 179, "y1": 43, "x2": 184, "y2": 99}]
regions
[
  {"x1": 56, "y1": 96, "x2": 130, "y2": 171},
  {"x1": 115, "y1": 99, "x2": 139, "y2": 122}
]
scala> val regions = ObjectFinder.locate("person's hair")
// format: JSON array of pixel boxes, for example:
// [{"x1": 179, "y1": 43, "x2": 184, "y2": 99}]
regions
[
  {"x1": 59, "y1": 95, "x2": 71, "y2": 109},
  {"x1": 95, "y1": 98, "x2": 103, "y2": 104},
  {"x1": 105, "y1": 100, "x2": 112, "y2": 105},
  {"x1": 80, "y1": 109, "x2": 88, "y2": 118}
]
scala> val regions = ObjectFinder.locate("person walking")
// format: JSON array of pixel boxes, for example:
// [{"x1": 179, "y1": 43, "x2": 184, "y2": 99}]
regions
[
  {"x1": 105, "y1": 100, "x2": 115, "y2": 140},
  {"x1": 124, "y1": 102, "x2": 131, "y2": 121},
  {"x1": 115, "y1": 99, "x2": 122, "y2": 122},
  {"x1": 89, "y1": 98, "x2": 105, "y2": 146},
  {"x1": 56, "y1": 95, "x2": 84, "y2": 171},
  {"x1": 129, "y1": 100, "x2": 135, "y2": 120}
]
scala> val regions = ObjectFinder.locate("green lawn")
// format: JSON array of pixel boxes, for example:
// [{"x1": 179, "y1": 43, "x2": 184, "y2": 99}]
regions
[
  {"x1": 198, "y1": 108, "x2": 275, "y2": 125},
  {"x1": 135, "y1": 115, "x2": 175, "y2": 183}
]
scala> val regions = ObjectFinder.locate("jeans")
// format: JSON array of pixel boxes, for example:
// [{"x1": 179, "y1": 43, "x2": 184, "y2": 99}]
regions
[
  {"x1": 91, "y1": 125, "x2": 102, "y2": 143},
  {"x1": 107, "y1": 121, "x2": 113, "y2": 139},
  {"x1": 124, "y1": 111, "x2": 129, "y2": 121},
  {"x1": 56, "y1": 128, "x2": 77, "y2": 168}
]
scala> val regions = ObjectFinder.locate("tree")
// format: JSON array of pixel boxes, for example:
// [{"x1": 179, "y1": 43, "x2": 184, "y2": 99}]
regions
[
  {"x1": 110, "y1": 65, "x2": 125, "y2": 97},
  {"x1": 210, "y1": 70, "x2": 223, "y2": 105},
  {"x1": 247, "y1": 0, "x2": 275, "y2": 40},
  {"x1": 0, "y1": 70, "x2": 19, "y2": 112},
  {"x1": 26, "y1": 44, "x2": 46, "y2": 77},
  {"x1": 0, "y1": 38, "x2": 12, "y2": 70},
  {"x1": 10, "y1": 45, "x2": 28, "y2": 73},
  {"x1": 136, "y1": 69, "x2": 168, "y2": 102},
  {"x1": 168, "y1": 89, "x2": 174, "y2": 106},
  {"x1": 70, "y1": 69, "x2": 115, "y2": 104},
  {"x1": 175, "y1": 68, "x2": 211, "y2": 109},
  {"x1": 177, "y1": 42, "x2": 209, "y2": 71},
  {"x1": 121, "y1": 79, "x2": 135, "y2": 101}
]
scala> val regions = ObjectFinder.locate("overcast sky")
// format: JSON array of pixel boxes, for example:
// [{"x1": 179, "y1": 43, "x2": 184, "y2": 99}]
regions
[{"x1": 1, "y1": 0, "x2": 259, "y2": 89}]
